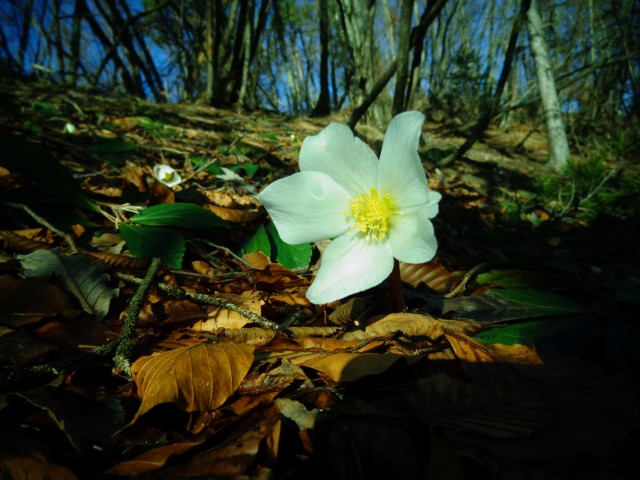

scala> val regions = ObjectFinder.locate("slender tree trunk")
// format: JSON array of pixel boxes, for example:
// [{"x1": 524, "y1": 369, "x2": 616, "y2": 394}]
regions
[
  {"x1": 18, "y1": 0, "x2": 34, "y2": 70},
  {"x1": 70, "y1": 0, "x2": 85, "y2": 85},
  {"x1": 311, "y1": 0, "x2": 331, "y2": 117},
  {"x1": 392, "y1": 0, "x2": 414, "y2": 115},
  {"x1": 205, "y1": 0, "x2": 215, "y2": 103},
  {"x1": 526, "y1": 0, "x2": 570, "y2": 171}
]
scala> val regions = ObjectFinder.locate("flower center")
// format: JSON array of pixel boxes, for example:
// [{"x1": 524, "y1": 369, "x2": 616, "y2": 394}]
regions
[{"x1": 346, "y1": 188, "x2": 398, "y2": 241}]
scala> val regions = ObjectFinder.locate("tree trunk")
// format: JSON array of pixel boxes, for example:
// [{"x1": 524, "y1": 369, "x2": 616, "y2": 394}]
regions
[
  {"x1": 392, "y1": 0, "x2": 414, "y2": 115},
  {"x1": 311, "y1": 0, "x2": 331, "y2": 117},
  {"x1": 526, "y1": 0, "x2": 570, "y2": 171}
]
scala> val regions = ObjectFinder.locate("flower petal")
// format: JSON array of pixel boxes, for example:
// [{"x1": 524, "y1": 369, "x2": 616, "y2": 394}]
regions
[
  {"x1": 306, "y1": 234, "x2": 393, "y2": 304},
  {"x1": 257, "y1": 171, "x2": 350, "y2": 244},
  {"x1": 388, "y1": 202, "x2": 439, "y2": 264},
  {"x1": 299, "y1": 122, "x2": 378, "y2": 195},
  {"x1": 377, "y1": 111, "x2": 429, "y2": 204}
]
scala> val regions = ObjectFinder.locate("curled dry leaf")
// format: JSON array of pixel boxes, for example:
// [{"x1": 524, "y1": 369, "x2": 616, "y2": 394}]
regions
[
  {"x1": 87, "y1": 251, "x2": 150, "y2": 271},
  {"x1": 249, "y1": 263, "x2": 309, "y2": 290},
  {"x1": 400, "y1": 260, "x2": 456, "y2": 293},
  {"x1": 444, "y1": 331, "x2": 543, "y2": 384},
  {"x1": 0, "y1": 230, "x2": 51, "y2": 254},
  {"x1": 204, "y1": 204, "x2": 261, "y2": 223},
  {"x1": 242, "y1": 250, "x2": 270, "y2": 269},
  {"x1": 269, "y1": 350, "x2": 414, "y2": 383},
  {"x1": 341, "y1": 313, "x2": 482, "y2": 342},
  {"x1": 130, "y1": 343, "x2": 255, "y2": 423}
]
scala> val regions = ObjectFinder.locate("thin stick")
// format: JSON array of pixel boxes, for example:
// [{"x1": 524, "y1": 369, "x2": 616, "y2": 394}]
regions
[
  {"x1": 94, "y1": 257, "x2": 162, "y2": 375},
  {"x1": 115, "y1": 271, "x2": 283, "y2": 332},
  {"x1": 2, "y1": 201, "x2": 77, "y2": 253}
]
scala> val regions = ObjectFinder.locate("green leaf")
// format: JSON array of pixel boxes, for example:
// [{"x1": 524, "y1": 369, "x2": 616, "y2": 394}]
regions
[
  {"x1": 242, "y1": 224, "x2": 271, "y2": 257},
  {"x1": 0, "y1": 131, "x2": 99, "y2": 212},
  {"x1": 120, "y1": 224, "x2": 185, "y2": 268},
  {"x1": 443, "y1": 288, "x2": 584, "y2": 322},
  {"x1": 473, "y1": 318, "x2": 587, "y2": 345},
  {"x1": 18, "y1": 250, "x2": 118, "y2": 321},
  {"x1": 266, "y1": 222, "x2": 311, "y2": 270},
  {"x1": 130, "y1": 203, "x2": 227, "y2": 229},
  {"x1": 476, "y1": 270, "x2": 565, "y2": 289},
  {"x1": 88, "y1": 139, "x2": 137, "y2": 155}
]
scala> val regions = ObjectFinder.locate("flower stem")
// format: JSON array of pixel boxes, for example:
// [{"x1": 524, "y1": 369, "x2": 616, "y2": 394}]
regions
[{"x1": 387, "y1": 259, "x2": 405, "y2": 312}]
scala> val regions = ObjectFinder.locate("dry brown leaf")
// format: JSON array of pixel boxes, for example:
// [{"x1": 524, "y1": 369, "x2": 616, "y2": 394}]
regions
[
  {"x1": 190, "y1": 293, "x2": 264, "y2": 331},
  {"x1": 249, "y1": 263, "x2": 309, "y2": 290},
  {"x1": 157, "y1": 408, "x2": 281, "y2": 479},
  {"x1": 130, "y1": 342, "x2": 255, "y2": 422},
  {"x1": 204, "y1": 204, "x2": 261, "y2": 223},
  {"x1": 445, "y1": 331, "x2": 543, "y2": 384},
  {"x1": 340, "y1": 313, "x2": 482, "y2": 343},
  {"x1": 217, "y1": 327, "x2": 277, "y2": 345},
  {"x1": 300, "y1": 351, "x2": 411, "y2": 382},
  {"x1": 242, "y1": 250, "x2": 270, "y2": 269},
  {"x1": 0, "y1": 451, "x2": 77, "y2": 480},
  {"x1": 400, "y1": 260, "x2": 456, "y2": 293},
  {"x1": 0, "y1": 230, "x2": 51, "y2": 253},
  {"x1": 268, "y1": 349, "x2": 411, "y2": 382},
  {"x1": 86, "y1": 251, "x2": 150, "y2": 271},
  {"x1": 106, "y1": 434, "x2": 208, "y2": 476},
  {"x1": 0, "y1": 275, "x2": 80, "y2": 327},
  {"x1": 122, "y1": 162, "x2": 146, "y2": 192},
  {"x1": 268, "y1": 291, "x2": 310, "y2": 305},
  {"x1": 365, "y1": 313, "x2": 446, "y2": 339}
]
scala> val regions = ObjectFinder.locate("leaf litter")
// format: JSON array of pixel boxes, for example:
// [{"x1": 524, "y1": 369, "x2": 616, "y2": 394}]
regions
[{"x1": 0, "y1": 80, "x2": 638, "y2": 479}]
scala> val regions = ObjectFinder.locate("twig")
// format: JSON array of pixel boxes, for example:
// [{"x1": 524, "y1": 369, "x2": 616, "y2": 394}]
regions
[
  {"x1": 115, "y1": 271, "x2": 283, "y2": 332},
  {"x1": 444, "y1": 262, "x2": 489, "y2": 298},
  {"x1": 94, "y1": 257, "x2": 162, "y2": 375},
  {"x1": 2, "y1": 201, "x2": 77, "y2": 253}
]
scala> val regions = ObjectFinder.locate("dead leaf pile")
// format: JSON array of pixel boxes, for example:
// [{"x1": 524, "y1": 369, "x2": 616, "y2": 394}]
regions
[{"x1": 0, "y1": 80, "x2": 639, "y2": 479}]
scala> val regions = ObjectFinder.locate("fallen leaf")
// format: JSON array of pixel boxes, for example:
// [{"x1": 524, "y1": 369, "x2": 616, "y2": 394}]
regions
[
  {"x1": 400, "y1": 260, "x2": 456, "y2": 293},
  {"x1": 0, "y1": 275, "x2": 79, "y2": 327},
  {"x1": 130, "y1": 343, "x2": 255, "y2": 422}
]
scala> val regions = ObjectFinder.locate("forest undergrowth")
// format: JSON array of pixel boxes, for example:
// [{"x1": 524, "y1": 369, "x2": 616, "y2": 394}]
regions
[{"x1": 1, "y1": 78, "x2": 639, "y2": 479}]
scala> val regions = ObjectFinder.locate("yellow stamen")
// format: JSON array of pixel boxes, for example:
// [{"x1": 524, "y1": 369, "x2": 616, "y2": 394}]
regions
[{"x1": 346, "y1": 188, "x2": 398, "y2": 241}]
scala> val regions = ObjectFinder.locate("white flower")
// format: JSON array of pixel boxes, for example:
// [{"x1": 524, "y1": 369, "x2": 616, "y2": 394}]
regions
[
  {"x1": 153, "y1": 164, "x2": 182, "y2": 188},
  {"x1": 257, "y1": 111, "x2": 441, "y2": 304}
]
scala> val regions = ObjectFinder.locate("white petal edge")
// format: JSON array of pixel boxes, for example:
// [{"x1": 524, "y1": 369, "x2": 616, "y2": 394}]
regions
[
  {"x1": 306, "y1": 234, "x2": 393, "y2": 304},
  {"x1": 299, "y1": 122, "x2": 378, "y2": 195},
  {"x1": 388, "y1": 202, "x2": 439, "y2": 264},
  {"x1": 377, "y1": 112, "x2": 429, "y2": 204},
  {"x1": 257, "y1": 171, "x2": 350, "y2": 244}
]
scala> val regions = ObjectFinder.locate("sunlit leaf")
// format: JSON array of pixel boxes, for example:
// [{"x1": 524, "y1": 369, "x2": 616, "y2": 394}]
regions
[
  {"x1": 120, "y1": 224, "x2": 185, "y2": 268},
  {"x1": 266, "y1": 222, "x2": 311, "y2": 270},
  {"x1": 130, "y1": 203, "x2": 227, "y2": 229},
  {"x1": 400, "y1": 260, "x2": 455, "y2": 293},
  {"x1": 204, "y1": 204, "x2": 261, "y2": 223},
  {"x1": 130, "y1": 343, "x2": 254, "y2": 422},
  {"x1": 242, "y1": 224, "x2": 271, "y2": 257}
]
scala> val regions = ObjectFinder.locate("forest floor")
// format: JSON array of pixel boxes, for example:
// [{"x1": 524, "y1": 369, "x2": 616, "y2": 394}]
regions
[{"x1": 1, "y1": 77, "x2": 639, "y2": 480}]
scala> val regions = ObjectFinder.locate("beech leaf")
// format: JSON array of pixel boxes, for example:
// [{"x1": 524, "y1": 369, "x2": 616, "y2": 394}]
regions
[{"x1": 130, "y1": 343, "x2": 255, "y2": 422}]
